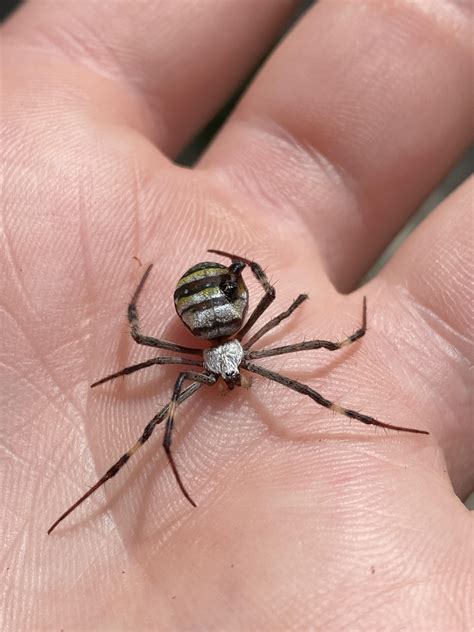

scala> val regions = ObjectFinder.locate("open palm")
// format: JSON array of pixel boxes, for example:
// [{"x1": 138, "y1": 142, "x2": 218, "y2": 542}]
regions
[{"x1": 2, "y1": 1, "x2": 472, "y2": 630}]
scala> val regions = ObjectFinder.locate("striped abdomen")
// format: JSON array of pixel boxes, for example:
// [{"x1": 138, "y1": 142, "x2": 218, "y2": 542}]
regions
[{"x1": 174, "y1": 261, "x2": 248, "y2": 340}]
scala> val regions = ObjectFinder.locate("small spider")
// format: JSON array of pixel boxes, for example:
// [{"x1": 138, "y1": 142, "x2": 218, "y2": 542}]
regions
[{"x1": 48, "y1": 249, "x2": 428, "y2": 534}]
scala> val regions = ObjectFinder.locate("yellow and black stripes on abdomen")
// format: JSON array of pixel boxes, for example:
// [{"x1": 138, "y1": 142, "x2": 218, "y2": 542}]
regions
[
  {"x1": 174, "y1": 261, "x2": 248, "y2": 340},
  {"x1": 174, "y1": 262, "x2": 230, "y2": 318}
]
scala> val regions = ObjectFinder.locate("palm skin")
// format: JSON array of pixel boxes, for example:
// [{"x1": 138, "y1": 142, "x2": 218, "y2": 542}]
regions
[{"x1": 2, "y1": 1, "x2": 472, "y2": 630}]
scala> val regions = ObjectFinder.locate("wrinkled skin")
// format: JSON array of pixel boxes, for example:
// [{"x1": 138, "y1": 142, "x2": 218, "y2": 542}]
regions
[{"x1": 1, "y1": 1, "x2": 473, "y2": 630}]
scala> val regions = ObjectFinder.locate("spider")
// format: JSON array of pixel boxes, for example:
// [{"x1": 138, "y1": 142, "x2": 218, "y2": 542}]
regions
[{"x1": 48, "y1": 249, "x2": 429, "y2": 534}]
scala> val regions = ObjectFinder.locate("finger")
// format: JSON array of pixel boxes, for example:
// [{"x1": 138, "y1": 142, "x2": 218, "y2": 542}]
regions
[
  {"x1": 373, "y1": 177, "x2": 473, "y2": 497},
  {"x1": 3, "y1": 0, "x2": 298, "y2": 154},
  {"x1": 200, "y1": 0, "x2": 473, "y2": 290}
]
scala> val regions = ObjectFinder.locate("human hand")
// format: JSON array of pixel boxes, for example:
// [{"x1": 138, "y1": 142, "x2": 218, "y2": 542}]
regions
[{"x1": 2, "y1": 1, "x2": 472, "y2": 629}]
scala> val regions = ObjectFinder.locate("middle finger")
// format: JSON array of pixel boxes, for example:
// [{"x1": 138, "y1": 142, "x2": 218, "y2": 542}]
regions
[{"x1": 201, "y1": 0, "x2": 473, "y2": 291}]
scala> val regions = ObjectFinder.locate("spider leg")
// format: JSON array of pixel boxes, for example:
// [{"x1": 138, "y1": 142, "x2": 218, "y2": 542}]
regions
[
  {"x1": 247, "y1": 297, "x2": 367, "y2": 359},
  {"x1": 128, "y1": 263, "x2": 202, "y2": 355},
  {"x1": 243, "y1": 361, "x2": 429, "y2": 435},
  {"x1": 163, "y1": 371, "x2": 217, "y2": 506},
  {"x1": 47, "y1": 382, "x2": 202, "y2": 534},
  {"x1": 91, "y1": 356, "x2": 203, "y2": 388},
  {"x1": 243, "y1": 294, "x2": 309, "y2": 350},
  {"x1": 208, "y1": 249, "x2": 276, "y2": 340}
]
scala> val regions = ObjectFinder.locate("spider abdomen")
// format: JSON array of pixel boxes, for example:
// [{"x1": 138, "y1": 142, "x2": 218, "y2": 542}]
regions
[{"x1": 174, "y1": 261, "x2": 248, "y2": 340}]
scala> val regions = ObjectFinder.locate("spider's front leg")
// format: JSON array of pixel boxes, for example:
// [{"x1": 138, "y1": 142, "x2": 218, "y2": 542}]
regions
[
  {"x1": 243, "y1": 361, "x2": 429, "y2": 435},
  {"x1": 128, "y1": 264, "x2": 202, "y2": 355},
  {"x1": 47, "y1": 381, "x2": 203, "y2": 534},
  {"x1": 163, "y1": 371, "x2": 217, "y2": 506},
  {"x1": 91, "y1": 356, "x2": 204, "y2": 387}
]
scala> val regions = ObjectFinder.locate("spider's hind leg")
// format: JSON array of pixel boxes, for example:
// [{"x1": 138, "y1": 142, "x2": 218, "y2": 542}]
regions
[
  {"x1": 128, "y1": 264, "x2": 201, "y2": 355},
  {"x1": 247, "y1": 297, "x2": 367, "y2": 360},
  {"x1": 244, "y1": 293, "x2": 309, "y2": 349},
  {"x1": 208, "y1": 249, "x2": 276, "y2": 340}
]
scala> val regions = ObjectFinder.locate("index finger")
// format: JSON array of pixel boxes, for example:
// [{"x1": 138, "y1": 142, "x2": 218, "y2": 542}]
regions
[{"x1": 2, "y1": 0, "x2": 298, "y2": 155}]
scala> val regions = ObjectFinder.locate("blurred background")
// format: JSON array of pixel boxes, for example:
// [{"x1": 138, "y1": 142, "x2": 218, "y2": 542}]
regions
[{"x1": 1, "y1": 0, "x2": 472, "y2": 507}]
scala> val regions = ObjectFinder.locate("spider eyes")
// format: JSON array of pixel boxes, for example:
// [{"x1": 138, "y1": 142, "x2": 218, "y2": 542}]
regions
[{"x1": 220, "y1": 279, "x2": 239, "y2": 300}]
